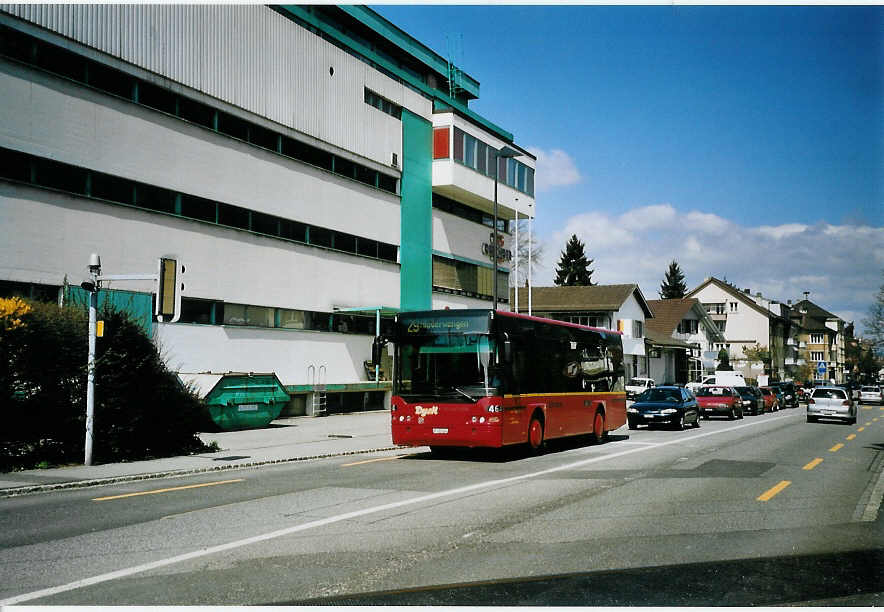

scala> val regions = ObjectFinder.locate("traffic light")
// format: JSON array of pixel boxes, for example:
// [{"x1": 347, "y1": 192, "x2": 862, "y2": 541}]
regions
[{"x1": 155, "y1": 257, "x2": 183, "y2": 322}]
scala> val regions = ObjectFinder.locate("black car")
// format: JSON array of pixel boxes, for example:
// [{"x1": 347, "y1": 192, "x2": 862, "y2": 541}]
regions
[
  {"x1": 734, "y1": 386, "x2": 763, "y2": 415},
  {"x1": 627, "y1": 386, "x2": 701, "y2": 431},
  {"x1": 769, "y1": 382, "x2": 798, "y2": 408}
]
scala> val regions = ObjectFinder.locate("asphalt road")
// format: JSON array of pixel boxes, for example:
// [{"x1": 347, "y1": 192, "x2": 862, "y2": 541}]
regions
[{"x1": 1, "y1": 405, "x2": 883, "y2": 606}]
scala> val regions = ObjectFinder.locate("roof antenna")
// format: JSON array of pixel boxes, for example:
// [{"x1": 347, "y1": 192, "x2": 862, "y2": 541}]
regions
[{"x1": 446, "y1": 33, "x2": 464, "y2": 100}]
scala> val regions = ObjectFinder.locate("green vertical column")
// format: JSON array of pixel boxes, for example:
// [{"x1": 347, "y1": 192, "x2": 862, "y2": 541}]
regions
[{"x1": 399, "y1": 110, "x2": 433, "y2": 311}]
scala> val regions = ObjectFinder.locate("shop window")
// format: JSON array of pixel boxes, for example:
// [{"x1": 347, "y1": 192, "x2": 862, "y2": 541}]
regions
[
  {"x1": 280, "y1": 219, "x2": 307, "y2": 243},
  {"x1": 277, "y1": 308, "x2": 306, "y2": 329},
  {"x1": 357, "y1": 238, "x2": 378, "y2": 258},
  {"x1": 378, "y1": 242, "x2": 398, "y2": 263},
  {"x1": 249, "y1": 124, "x2": 278, "y2": 152},
  {"x1": 137, "y1": 81, "x2": 177, "y2": 115},
  {"x1": 252, "y1": 211, "x2": 279, "y2": 236},
  {"x1": 179, "y1": 298, "x2": 221, "y2": 324},
  {"x1": 378, "y1": 173, "x2": 397, "y2": 194},
  {"x1": 134, "y1": 183, "x2": 175, "y2": 214},
  {"x1": 217, "y1": 204, "x2": 250, "y2": 230},
  {"x1": 217, "y1": 111, "x2": 250, "y2": 141},
  {"x1": 90, "y1": 171, "x2": 132, "y2": 204},
  {"x1": 34, "y1": 41, "x2": 86, "y2": 82},
  {"x1": 309, "y1": 226, "x2": 332, "y2": 248},
  {"x1": 0, "y1": 147, "x2": 33, "y2": 183},
  {"x1": 334, "y1": 156, "x2": 357, "y2": 180},
  {"x1": 0, "y1": 25, "x2": 33, "y2": 64},
  {"x1": 180, "y1": 194, "x2": 217, "y2": 223},
  {"x1": 33, "y1": 158, "x2": 86, "y2": 195},
  {"x1": 177, "y1": 96, "x2": 215, "y2": 129},
  {"x1": 86, "y1": 60, "x2": 133, "y2": 99},
  {"x1": 334, "y1": 232, "x2": 356, "y2": 253}
]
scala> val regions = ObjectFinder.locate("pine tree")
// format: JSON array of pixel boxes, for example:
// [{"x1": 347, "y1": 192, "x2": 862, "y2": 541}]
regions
[
  {"x1": 659, "y1": 260, "x2": 687, "y2": 299},
  {"x1": 554, "y1": 234, "x2": 594, "y2": 286}
]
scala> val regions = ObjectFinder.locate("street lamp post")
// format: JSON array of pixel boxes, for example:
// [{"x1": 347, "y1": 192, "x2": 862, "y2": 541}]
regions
[{"x1": 492, "y1": 146, "x2": 521, "y2": 309}]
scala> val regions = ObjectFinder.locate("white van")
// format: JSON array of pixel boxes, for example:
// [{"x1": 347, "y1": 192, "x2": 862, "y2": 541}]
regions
[{"x1": 687, "y1": 371, "x2": 745, "y2": 392}]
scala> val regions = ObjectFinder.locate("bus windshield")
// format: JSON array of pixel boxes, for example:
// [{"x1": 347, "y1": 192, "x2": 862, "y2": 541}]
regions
[{"x1": 396, "y1": 332, "x2": 498, "y2": 402}]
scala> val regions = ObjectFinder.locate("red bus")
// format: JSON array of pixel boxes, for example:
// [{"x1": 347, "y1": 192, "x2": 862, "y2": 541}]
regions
[{"x1": 391, "y1": 309, "x2": 626, "y2": 453}]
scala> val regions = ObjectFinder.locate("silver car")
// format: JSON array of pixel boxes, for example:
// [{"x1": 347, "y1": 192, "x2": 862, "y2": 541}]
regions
[
  {"x1": 859, "y1": 386, "x2": 883, "y2": 405},
  {"x1": 806, "y1": 386, "x2": 856, "y2": 424}
]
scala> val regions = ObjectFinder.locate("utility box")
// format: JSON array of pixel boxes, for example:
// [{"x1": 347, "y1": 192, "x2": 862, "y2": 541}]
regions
[{"x1": 179, "y1": 372, "x2": 289, "y2": 430}]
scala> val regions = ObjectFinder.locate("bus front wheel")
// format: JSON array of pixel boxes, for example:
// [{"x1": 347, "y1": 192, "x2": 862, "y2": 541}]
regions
[
  {"x1": 528, "y1": 416, "x2": 544, "y2": 452},
  {"x1": 592, "y1": 411, "x2": 607, "y2": 444}
]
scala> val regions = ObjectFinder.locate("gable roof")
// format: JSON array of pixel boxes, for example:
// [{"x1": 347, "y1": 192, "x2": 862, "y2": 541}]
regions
[
  {"x1": 645, "y1": 299, "x2": 697, "y2": 335},
  {"x1": 511, "y1": 284, "x2": 653, "y2": 318},
  {"x1": 792, "y1": 299, "x2": 839, "y2": 321},
  {"x1": 685, "y1": 276, "x2": 777, "y2": 320}
]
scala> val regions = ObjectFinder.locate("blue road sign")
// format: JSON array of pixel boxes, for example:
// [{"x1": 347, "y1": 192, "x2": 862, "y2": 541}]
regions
[{"x1": 816, "y1": 361, "x2": 827, "y2": 376}]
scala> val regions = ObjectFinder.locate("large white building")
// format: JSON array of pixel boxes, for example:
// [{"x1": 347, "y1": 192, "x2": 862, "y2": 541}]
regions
[{"x1": 0, "y1": 5, "x2": 535, "y2": 414}]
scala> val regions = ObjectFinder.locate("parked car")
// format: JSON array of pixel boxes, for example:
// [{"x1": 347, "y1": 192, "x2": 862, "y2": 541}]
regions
[
  {"x1": 807, "y1": 386, "x2": 856, "y2": 424},
  {"x1": 759, "y1": 386, "x2": 778, "y2": 412},
  {"x1": 859, "y1": 385, "x2": 884, "y2": 405},
  {"x1": 626, "y1": 377, "x2": 655, "y2": 400},
  {"x1": 696, "y1": 386, "x2": 744, "y2": 420},
  {"x1": 734, "y1": 386, "x2": 763, "y2": 415},
  {"x1": 627, "y1": 386, "x2": 701, "y2": 430},
  {"x1": 768, "y1": 382, "x2": 798, "y2": 408}
]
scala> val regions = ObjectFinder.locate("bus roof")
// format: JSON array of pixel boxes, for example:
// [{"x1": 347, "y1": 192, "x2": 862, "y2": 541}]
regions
[{"x1": 396, "y1": 308, "x2": 622, "y2": 336}]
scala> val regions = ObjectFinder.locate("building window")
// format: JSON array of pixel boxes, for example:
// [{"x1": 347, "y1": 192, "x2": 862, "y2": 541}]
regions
[
  {"x1": 451, "y1": 127, "x2": 534, "y2": 197},
  {"x1": 729, "y1": 302, "x2": 738, "y2": 313},
  {"x1": 677, "y1": 319, "x2": 698, "y2": 334},
  {"x1": 810, "y1": 333, "x2": 824, "y2": 344},
  {"x1": 632, "y1": 320, "x2": 643, "y2": 339},
  {"x1": 363, "y1": 88, "x2": 402, "y2": 119},
  {"x1": 432, "y1": 255, "x2": 507, "y2": 302},
  {"x1": 810, "y1": 351, "x2": 825, "y2": 361}
]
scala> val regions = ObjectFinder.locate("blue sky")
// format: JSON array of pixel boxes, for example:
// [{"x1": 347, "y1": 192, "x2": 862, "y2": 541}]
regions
[{"x1": 375, "y1": 5, "x2": 883, "y2": 334}]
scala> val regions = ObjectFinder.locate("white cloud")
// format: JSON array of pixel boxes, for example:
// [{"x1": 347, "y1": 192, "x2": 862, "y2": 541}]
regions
[
  {"x1": 529, "y1": 205, "x2": 884, "y2": 334},
  {"x1": 526, "y1": 147, "x2": 581, "y2": 192}
]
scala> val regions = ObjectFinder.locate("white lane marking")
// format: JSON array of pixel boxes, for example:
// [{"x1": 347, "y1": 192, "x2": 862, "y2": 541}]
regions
[{"x1": 0, "y1": 413, "x2": 796, "y2": 605}]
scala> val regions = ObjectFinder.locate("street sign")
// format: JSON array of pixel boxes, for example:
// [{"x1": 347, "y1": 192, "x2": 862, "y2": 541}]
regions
[{"x1": 816, "y1": 361, "x2": 827, "y2": 376}]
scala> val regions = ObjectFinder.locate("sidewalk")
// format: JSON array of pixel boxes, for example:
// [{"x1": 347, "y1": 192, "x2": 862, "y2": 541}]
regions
[{"x1": 0, "y1": 410, "x2": 400, "y2": 497}]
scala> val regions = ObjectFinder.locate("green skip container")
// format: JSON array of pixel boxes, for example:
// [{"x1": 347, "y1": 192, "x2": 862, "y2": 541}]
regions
[{"x1": 181, "y1": 372, "x2": 290, "y2": 431}]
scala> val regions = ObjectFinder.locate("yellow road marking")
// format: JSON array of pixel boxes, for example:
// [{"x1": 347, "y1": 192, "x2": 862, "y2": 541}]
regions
[
  {"x1": 758, "y1": 481, "x2": 791, "y2": 501},
  {"x1": 803, "y1": 458, "x2": 823, "y2": 471},
  {"x1": 93, "y1": 479, "x2": 244, "y2": 501},
  {"x1": 829, "y1": 443, "x2": 844, "y2": 452},
  {"x1": 342, "y1": 455, "x2": 405, "y2": 467},
  {"x1": 847, "y1": 434, "x2": 856, "y2": 441},
  {"x1": 858, "y1": 427, "x2": 866, "y2": 432}
]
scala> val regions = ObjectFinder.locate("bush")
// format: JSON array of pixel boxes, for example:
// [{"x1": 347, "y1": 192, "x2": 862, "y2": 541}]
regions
[{"x1": 1, "y1": 297, "x2": 212, "y2": 470}]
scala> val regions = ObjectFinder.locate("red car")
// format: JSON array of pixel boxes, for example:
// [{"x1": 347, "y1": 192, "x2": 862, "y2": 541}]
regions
[
  {"x1": 696, "y1": 386, "x2": 744, "y2": 420},
  {"x1": 759, "y1": 386, "x2": 779, "y2": 412}
]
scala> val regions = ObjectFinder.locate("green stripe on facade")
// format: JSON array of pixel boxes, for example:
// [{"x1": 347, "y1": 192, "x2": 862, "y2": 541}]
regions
[{"x1": 400, "y1": 109, "x2": 433, "y2": 311}]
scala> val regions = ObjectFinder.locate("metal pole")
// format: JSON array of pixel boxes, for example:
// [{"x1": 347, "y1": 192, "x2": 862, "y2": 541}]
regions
[
  {"x1": 375, "y1": 308, "x2": 381, "y2": 383},
  {"x1": 528, "y1": 215, "x2": 533, "y2": 316},
  {"x1": 514, "y1": 211, "x2": 519, "y2": 313},
  {"x1": 492, "y1": 157, "x2": 499, "y2": 310},
  {"x1": 85, "y1": 280, "x2": 97, "y2": 466}
]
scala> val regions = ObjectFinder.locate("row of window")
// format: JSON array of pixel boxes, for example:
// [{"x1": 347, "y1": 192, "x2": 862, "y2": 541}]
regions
[
  {"x1": 364, "y1": 88, "x2": 402, "y2": 120},
  {"x1": 0, "y1": 147, "x2": 400, "y2": 264},
  {"x1": 433, "y1": 126, "x2": 534, "y2": 197},
  {"x1": 180, "y1": 298, "x2": 394, "y2": 335},
  {"x1": 432, "y1": 255, "x2": 508, "y2": 302},
  {"x1": 0, "y1": 280, "x2": 394, "y2": 337},
  {"x1": 0, "y1": 24, "x2": 399, "y2": 196},
  {"x1": 677, "y1": 319, "x2": 699, "y2": 335},
  {"x1": 432, "y1": 193, "x2": 509, "y2": 233}
]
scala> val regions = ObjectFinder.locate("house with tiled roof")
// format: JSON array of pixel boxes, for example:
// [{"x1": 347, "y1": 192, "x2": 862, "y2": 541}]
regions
[
  {"x1": 645, "y1": 298, "x2": 725, "y2": 384},
  {"x1": 790, "y1": 298, "x2": 846, "y2": 384},
  {"x1": 511, "y1": 284, "x2": 653, "y2": 379},
  {"x1": 686, "y1": 277, "x2": 794, "y2": 381}
]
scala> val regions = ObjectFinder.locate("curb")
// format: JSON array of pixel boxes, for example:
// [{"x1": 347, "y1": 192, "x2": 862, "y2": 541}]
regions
[{"x1": 0, "y1": 446, "x2": 407, "y2": 498}]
